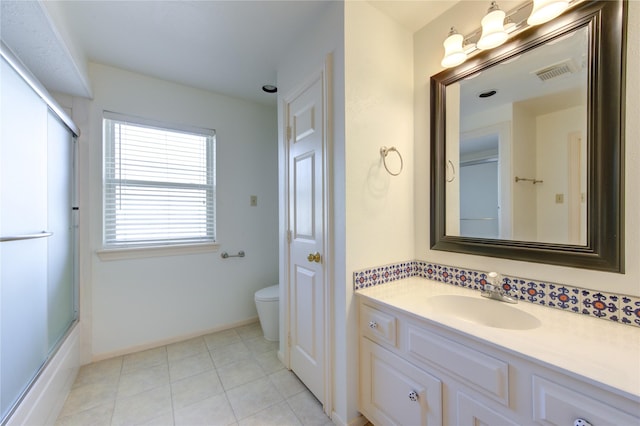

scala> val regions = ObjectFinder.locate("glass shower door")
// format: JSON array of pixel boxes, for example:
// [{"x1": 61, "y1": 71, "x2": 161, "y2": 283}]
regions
[
  {"x1": 1, "y1": 55, "x2": 78, "y2": 424},
  {"x1": 47, "y1": 111, "x2": 77, "y2": 350},
  {"x1": 0, "y1": 57, "x2": 50, "y2": 421}
]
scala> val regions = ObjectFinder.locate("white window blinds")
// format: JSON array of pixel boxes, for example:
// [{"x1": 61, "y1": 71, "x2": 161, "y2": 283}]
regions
[{"x1": 103, "y1": 113, "x2": 215, "y2": 248}]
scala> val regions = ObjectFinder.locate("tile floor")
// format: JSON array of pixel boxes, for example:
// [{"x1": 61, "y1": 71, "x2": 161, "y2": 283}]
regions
[{"x1": 55, "y1": 322, "x2": 334, "y2": 426}]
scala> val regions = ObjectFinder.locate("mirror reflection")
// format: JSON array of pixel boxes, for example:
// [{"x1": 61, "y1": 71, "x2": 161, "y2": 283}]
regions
[{"x1": 445, "y1": 26, "x2": 588, "y2": 245}]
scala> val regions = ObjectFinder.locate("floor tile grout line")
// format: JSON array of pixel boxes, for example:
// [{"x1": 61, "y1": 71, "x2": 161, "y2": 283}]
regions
[
  {"x1": 167, "y1": 343, "x2": 178, "y2": 426},
  {"x1": 57, "y1": 323, "x2": 334, "y2": 426},
  {"x1": 108, "y1": 357, "x2": 123, "y2": 426}
]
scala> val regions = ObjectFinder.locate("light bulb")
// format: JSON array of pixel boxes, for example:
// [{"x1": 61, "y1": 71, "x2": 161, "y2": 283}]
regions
[
  {"x1": 441, "y1": 28, "x2": 467, "y2": 68},
  {"x1": 527, "y1": 0, "x2": 569, "y2": 26},
  {"x1": 477, "y1": 2, "x2": 508, "y2": 50}
]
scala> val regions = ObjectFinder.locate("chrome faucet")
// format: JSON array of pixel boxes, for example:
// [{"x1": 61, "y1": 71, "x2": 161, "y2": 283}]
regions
[{"x1": 481, "y1": 272, "x2": 517, "y2": 304}]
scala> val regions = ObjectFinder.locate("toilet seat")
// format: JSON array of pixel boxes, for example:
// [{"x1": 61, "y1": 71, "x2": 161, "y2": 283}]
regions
[{"x1": 255, "y1": 284, "x2": 279, "y2": 302}]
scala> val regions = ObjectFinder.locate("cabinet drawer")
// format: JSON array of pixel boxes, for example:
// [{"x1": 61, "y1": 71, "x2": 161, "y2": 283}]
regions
[
  {"x1": 532, "y1": 376, "x2": 639, "y2": 425},
  {"x1": 360, "y1": 337, "x2": 442, "y2": 425},
  {"x1": 407, "y1": 324, "x2": 509, "y2": 406},
  {"x1": 361, "y1": 304, "x2": 397, "y2": 347}
]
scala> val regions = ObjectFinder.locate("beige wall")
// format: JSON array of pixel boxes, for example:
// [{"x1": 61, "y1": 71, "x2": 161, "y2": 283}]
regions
[
  {"x1": 344, "y1": 2, "x2": 414, "y2": 422},
  {"x1": 535, "y1": 105, "x2": 586, "y2": 243},
  {"x1": 414, "y1": 0, "x2": 640, "y2": 297}
]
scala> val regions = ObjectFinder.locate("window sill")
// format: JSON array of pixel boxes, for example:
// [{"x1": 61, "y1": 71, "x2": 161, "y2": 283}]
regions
[{"x1": 96, "y1": 242, "x2": 220, "y2": 261}]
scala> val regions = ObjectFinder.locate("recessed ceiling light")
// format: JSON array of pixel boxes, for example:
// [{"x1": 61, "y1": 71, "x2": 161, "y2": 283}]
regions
[
  {"x1": 479, "y1": 89, "x2": 497, "y2": 98},
  {"x1": 262, "y1": 85, "x2": 277, "y2": 93}
]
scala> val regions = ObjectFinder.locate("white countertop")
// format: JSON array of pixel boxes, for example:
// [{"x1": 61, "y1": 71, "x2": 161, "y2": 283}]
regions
[{"x1": 357, "y1": 277, "x2": 640, "y2": 401}]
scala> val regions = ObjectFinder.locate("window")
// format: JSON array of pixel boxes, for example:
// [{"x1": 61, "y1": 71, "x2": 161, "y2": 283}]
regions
[{"x1": 103, "y1": 113, "x2": 215, "y2": 248}]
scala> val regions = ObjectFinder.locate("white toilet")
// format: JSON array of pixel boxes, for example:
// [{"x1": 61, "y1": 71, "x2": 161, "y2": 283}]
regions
[{"x1": 254, "y1": 284, "x2": 279, "y2": 341}]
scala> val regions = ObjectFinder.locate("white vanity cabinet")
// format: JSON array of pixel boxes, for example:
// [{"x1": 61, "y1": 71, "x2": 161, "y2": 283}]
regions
[
  {"x1": 359, "y1": 303, "x2": 444, "y2": 425},
  {"x1": 358, "y1": 296, "x2": 640, "y2": 426}
]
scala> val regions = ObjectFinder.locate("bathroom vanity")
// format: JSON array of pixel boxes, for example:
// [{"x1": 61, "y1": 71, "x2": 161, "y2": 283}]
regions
[{"x1": 357, "y1": 278, "x2": 640, "y2": 425}]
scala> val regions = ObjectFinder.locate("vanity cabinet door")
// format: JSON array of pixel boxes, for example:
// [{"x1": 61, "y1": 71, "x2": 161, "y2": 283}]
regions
[
  {"x1": 457, "y1": 392, "x2": 520, "y2": 426},
  {"x1": 360, "y1": 338, "x2": 442, "y2": 425}
]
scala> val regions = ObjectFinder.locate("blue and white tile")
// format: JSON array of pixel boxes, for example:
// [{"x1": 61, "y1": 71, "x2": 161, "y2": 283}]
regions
[
  {"x1": 423, "y1": 264, "x2": 439, "y2": 281},
  {"x1": 620, "y1": 295, "x2": 640, "y2": 327},
  {"x1": 453, "y1": 268, "x2": 476, "y2": 289},
  {"x1": 353, "y1": 259, "x2": 636, "y2": 328},
  {"x1": 580, "y1": 289, "x2": 621, "y2": 322},
  {"x1": 517, "y1": 280, "x2": 548, "y2": 306},
  {"x1": 473, "y1": 272, "x2": 492, "y2": 292},
  {"x1": 500, "y1": 275, "x2": 520, "y2": 298},
  {"x1": 547, "y1": 284, "x2": 581, "y2": 313}
]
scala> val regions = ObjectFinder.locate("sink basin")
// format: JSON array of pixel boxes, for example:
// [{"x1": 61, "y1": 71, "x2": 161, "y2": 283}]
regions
[{"x1": 425, "y1": 294, "x2": 541, "y2": 330}]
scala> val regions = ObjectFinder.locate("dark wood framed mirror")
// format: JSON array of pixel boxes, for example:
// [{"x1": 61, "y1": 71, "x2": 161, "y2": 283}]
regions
[{"x1": 430, "y1": 0, "x2": 625, "y2": 272}]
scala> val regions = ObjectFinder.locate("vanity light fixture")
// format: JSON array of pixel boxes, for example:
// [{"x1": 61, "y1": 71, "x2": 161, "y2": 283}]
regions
[
  {"x1": 441, "y1": 27, "x2": 467, "y2": 68},
  {"x1": 527, "y1": 0, "x2": 570, "y2": 26},
  {"x1": 440, "y1": 0, "x2": 575, "y2": 68},
  {"x1": 477, "y1": 2, "x2": 509, "y2": 50}
]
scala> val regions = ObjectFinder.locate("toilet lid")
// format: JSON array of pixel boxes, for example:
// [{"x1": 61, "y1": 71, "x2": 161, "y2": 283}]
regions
[{"x1": 255, "y1": 284, "x2": 279, "y2": 302}]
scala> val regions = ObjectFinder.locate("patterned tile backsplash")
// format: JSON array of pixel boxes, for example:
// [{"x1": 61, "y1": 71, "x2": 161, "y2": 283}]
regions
[{"x1": 353, "y1": 260, "x2": 640, "y2": 328}]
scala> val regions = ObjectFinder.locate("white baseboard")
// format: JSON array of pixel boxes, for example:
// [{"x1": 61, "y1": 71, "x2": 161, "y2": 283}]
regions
[
  {"x1": 91, "y1": 316, "x2": 259, "y2": 362},
  {"x1": 6, "y1": 324, "x2": 81, "y2": 426}
]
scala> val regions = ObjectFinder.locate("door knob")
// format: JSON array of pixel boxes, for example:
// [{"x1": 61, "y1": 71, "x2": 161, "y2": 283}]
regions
[{"x1": 307, "y1": 252, "x2": 321, "y2": 263}]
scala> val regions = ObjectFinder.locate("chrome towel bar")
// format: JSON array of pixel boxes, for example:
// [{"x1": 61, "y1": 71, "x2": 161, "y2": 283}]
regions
[
  {"x1": 0, "y1": 231, "x2": 53, "y2": 243},
  {"x1": 221, "y1": 250, "x2": 245, "y2": 259}
]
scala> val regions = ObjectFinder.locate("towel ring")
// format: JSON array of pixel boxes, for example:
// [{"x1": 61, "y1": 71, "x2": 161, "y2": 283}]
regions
[{"x1": 380, "y1": 146, "x2": 403, "y2": 176}]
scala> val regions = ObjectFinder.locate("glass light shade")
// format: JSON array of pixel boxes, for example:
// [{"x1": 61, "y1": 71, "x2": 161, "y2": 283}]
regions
[
  {"x1": 527, "y1": 0, "x2": 569, "y2": 26},
  {"x1": 441, "y1": 32, "x2": 467, "y2": 68},
  {"x1": 477, "y1": 8, "x2": 508, "y2": 50}
]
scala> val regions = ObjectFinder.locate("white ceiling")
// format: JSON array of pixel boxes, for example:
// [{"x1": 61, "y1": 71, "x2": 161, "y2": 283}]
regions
[
  {"x1": 459, "y1": 26, "x2": 588, "y2": 118},
  {"x1": 1, "y1": 1, "x2": 457, "y2": 105}
]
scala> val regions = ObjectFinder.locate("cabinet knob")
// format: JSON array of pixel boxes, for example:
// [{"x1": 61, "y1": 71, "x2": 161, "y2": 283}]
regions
[
  {"x1": 368, "y1": 321, "x2": 378, "y2": 329},
  {"x1": 574, "y1": 419, "x2": 592, "y2": 426},
  {"x1": 408, "y1": 391, "x2": 418, "y2": 402}
]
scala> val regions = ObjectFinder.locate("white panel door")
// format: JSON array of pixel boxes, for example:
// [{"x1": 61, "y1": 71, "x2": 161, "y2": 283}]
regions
[{"x1": 287, "y1": 74, "x2": 325, "y2": 403}]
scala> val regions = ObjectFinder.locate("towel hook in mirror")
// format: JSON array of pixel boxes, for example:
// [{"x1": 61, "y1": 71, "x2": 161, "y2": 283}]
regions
[{"x1": 380, "y1": 146, "x2": 403, "y2": 176}]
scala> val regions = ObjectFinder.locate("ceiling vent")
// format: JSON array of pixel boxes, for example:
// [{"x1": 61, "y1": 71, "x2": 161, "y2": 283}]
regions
[{"x1": 533, "y1": 58, "x2": 578, "y2": 82}]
